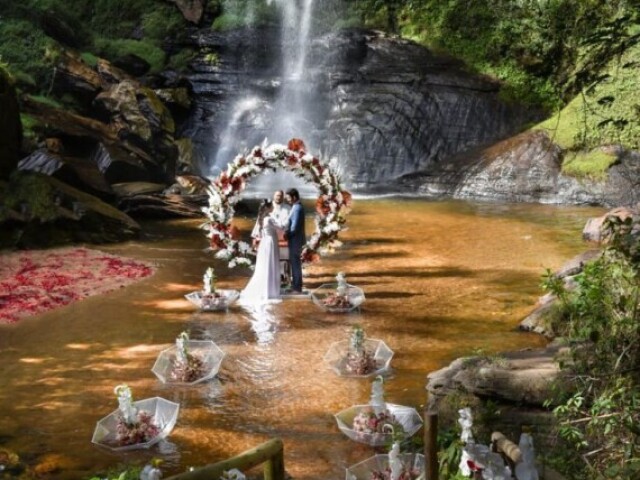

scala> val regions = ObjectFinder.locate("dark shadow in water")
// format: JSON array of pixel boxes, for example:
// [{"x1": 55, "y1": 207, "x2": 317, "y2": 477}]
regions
[
  {"x1": 348, "y1": 238, "x2": 402, "y2": 245},
  {"x1": 348, "y1": 251, "x2": 409, "y2": 260},
  {"x1": 339, "y1": 266, "x2": 476, "y2": 279},
  {"x1": 365, "y1": 292, "x2": 419, "y2": 299}
]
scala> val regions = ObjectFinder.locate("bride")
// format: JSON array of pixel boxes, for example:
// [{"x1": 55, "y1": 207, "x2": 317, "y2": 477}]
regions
[{"x1": 240, "y1": 199, "x2": 285, "y2": 304}]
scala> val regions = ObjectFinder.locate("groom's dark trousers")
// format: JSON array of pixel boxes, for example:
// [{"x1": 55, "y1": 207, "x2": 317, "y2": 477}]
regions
[{"x1": 286, "y1": 202, "x2": 306, "y2": 291}]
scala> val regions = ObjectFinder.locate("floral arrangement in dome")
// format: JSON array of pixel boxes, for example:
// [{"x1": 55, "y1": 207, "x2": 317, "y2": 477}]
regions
[
  {"x1": 203, "y1": 138, "x2": 352, "y2": 268},
  {"x1": 113, "y1": 385, "x2": 160, "y2": 447},
  {"x1": 321, "y1": 271, "x2": 352, "y2": 309},
  {"x1": 371, "y1": 443, "x2": 422, "y2": 480},
  {"x1": 346, "y1": 325, "x2": 377, "y2": 375},
  {"x1": 352, "y1": 377, "x2": 404, "y2": 438},
  {"x1": 170, "y1": 332, "x2": 207, "y2": 383},
  {"x1": 200, "y1": 267, "x2": 225, "y2": 310}
]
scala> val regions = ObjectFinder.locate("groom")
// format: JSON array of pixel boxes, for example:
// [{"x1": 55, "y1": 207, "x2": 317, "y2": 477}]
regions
[{"x1": 284, "y1": 188, "x2": 305, "y2": 293}]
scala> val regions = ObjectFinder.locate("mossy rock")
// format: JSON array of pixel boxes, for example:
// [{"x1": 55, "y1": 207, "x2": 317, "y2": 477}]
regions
[
  {"x1": 0, "y1": 172, "x2": 139, "y2": 248},
  {"x1": 562, "y1": 149, "x2": 618, "y2": 181}
]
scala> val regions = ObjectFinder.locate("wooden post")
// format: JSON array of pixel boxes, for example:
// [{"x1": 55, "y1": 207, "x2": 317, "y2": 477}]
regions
[
  {"x1": 263, "y1": 442, "x2": 285, "y2": 480},
  {"x1": 165, "y1": 438, "x2": 284, "y2": 480},
  {"x1": 424, "y1": 410, "x2": 438, "y2": 480}
]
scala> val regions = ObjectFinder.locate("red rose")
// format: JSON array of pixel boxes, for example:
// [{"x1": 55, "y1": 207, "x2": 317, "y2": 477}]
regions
[{"x1": 287, "y1": 138, "x2": 306, "y2": 152}]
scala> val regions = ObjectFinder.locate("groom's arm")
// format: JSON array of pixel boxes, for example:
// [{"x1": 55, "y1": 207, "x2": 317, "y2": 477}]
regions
[{"x1": 287, "y1": 204, "x2": 302, "y2": 238}]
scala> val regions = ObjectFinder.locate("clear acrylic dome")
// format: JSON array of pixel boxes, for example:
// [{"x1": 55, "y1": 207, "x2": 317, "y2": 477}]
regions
[
  {"x1": 152, "y1": 340, "x2": 225, "y2": 385},
  {"x1": 184, "y1": 289, "x2": 239, "y2": 312},
  {"x1": 310, "y1": 283, "x2": 365, "y2": 313},
  {"x1": 323, "y1": 339, "x2": 394, "y2": 378},
  {"x1": 91, "y1": 397, "x2": 179, "y2": 451}
]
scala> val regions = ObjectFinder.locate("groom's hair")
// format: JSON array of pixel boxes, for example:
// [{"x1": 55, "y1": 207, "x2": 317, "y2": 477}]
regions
[{"x1": 286, "y1": 188, "x2": 299, "y2": 201}]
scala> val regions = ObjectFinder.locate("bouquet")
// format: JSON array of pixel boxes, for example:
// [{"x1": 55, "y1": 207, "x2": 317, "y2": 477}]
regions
[
  {"x1": 345, "y1": 349, "x2": 378, "y2": 375},
  {"x1": 370, "y1": 466, "x2": 422, "y2": 480},
  {"x1": 171, "y1": 352, "x2": 206, "y2": 383},
  {"x1": 115, "y1": 409, "x2": 160, "y2": 446},
  {"x1": 171, "y1": 332, "x2": 207, "y2": 383},
  {"x1": 352, "y1": 407, "x2": 404, "y2": 436},
  {"x1": 322, "y1": 292, "x2": 352, "y2": 309},
  {"x1": 345, "y1": 326, "x2": 377, "y2": 375}
]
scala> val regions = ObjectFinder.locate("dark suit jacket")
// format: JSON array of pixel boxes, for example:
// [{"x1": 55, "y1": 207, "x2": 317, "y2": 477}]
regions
[{"x1": 286, "y1": 202, "x2": 306, "y2": 252}]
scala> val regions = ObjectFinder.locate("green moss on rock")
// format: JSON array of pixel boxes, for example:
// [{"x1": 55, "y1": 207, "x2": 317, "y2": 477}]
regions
[
  {"x1": 535, "y1": 43, "x2": 640, "y2": 152},
  {"x1": 562, "y1": 150, "x2": 618, "y2": 181}
]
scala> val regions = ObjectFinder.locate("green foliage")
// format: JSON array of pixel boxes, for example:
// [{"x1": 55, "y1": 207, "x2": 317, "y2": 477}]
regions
[
  {"x1": 142, "y1": 5, "x2": 185, "y2": 41},
  {"x1": 86, "y1": 464, "x2": 144, "y2": 480},
  {"x1": 211, "y1": 0, "x2": 278, "y2": 31},
  {"x1": 211, "y1": 13, "x2": 246, "y2": 31},
  {"x1": 437, "y1": 427, "x2": 464, "y2": 479},
  {"x1": 167, "y1": 49, "x2": 197, "y2": 71},
  {"x1": 0, "y1": 18, "x2": 57, "y2": 85},
  {"x1": 1, "y1": 171, "x2": 58, "y2": 222},
  {"x1": 536, "y1": 42, "x2": 640, "y2": 153},
  {"x1": 542, "y1": 217, "x2": 640, "y2": 479},
  {"x1": 94, "y1": 38, "x2": 166, "y2": 74},
  {"x1": 353, "y1": 0, "x2": 640, "y2": 114},
  {"x1": 203, "y1": 52, "x2": 220, "y2": 66},
  {"x1": 80, "y1": 52, "x2": 99, "y2": 67},
  {"x1": 27, "y1": 94, "x2": 64, "y2": 109},
  {"x1": 561, "y1": 150, "x2": 618, "y2": 180}
]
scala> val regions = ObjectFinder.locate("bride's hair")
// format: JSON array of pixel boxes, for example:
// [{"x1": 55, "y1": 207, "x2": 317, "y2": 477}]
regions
[{"x1": 257, "y1": 199, "x2": 273, "y2": 234}]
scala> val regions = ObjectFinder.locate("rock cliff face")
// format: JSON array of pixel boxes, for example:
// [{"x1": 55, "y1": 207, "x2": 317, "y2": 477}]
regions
[{"x1": 181, "y1": 28, "x2": 538, "y2": 186}]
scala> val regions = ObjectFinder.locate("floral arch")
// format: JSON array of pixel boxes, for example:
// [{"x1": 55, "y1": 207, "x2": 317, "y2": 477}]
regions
[{"x1": 203, "y1": 139, "x2": 352, "y2": 268}]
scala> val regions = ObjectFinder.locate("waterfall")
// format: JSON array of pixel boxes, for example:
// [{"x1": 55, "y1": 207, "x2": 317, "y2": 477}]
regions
[{"x1": 209, "y1": 0, "x2": 318, "y2": 192}]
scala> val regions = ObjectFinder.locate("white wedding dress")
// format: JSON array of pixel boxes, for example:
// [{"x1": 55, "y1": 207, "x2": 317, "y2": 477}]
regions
[{"x1": 240, "y1": 216, "x2": 283, "y2": 304}]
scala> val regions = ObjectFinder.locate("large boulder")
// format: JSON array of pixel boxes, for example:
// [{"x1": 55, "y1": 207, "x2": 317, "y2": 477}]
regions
[
  {"x1": 0, "y1": 69, "x2": 22, "y2": 179},
  {"x1": 95, "y1": 80, "x2": 178, "y2": 181},
  {"x1": 52, "y1": 51, "x2": 103, "y2": 103},
  {"x1": 427, "y1": 343, "x2": 568, "y2": 408},
  {"x1": 0, "y1": 173, "x2": 140, "y2": 248},
  {"x1": 582, "y1": 206, "x2": 639, "y2": 243},
  {"x1": 18, "y1": 148, "x2": 113, "y2": 197},
  {"x1": 406, "y1": 130, "x2": 640, "y2": 206}
]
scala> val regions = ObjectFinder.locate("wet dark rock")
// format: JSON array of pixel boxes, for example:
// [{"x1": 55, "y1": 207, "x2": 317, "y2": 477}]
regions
[
  {"x1": 113, "y1": 53, "x2": 151, "y2": 77},
  {"x1": 404, "y1": 130, "x2": 640, "y2": 206},
  {"x1": 0, "y1": 69, "x2": 22, "y2": 179},
  {"x1": 96, "y1": 58, "x2": 136, "y2": 86},
  {"x1": 40, "y1": 10, "x2": 80, "y2": 47},
  {"x1": 52, "y1": 51, "x2": 103, "y2": 103},
  {"x1": 118, "y1": 193, "x2": 208, "y2": 217},
  {"x1": 94, "y1": 80, "x2": 178, "y2": 181},
  {"x1": 18, "y1": 148, "x2": 113, "y2": 197}
]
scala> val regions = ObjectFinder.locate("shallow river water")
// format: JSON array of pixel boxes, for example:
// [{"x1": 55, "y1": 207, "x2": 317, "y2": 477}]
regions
[{"x1": 0, "y1": 198, "x2": 604, "y2": 479}]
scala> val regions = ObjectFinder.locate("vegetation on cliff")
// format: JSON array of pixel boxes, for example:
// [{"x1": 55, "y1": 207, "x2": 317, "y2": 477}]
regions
[{"x1": 349, "y1": 0, "x2": 640, "y2": 178}]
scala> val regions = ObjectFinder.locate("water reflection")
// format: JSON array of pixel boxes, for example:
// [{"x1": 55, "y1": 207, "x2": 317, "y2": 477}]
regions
[{"x1": 242, "y1": 304, "x2": 279, "y2": 345}]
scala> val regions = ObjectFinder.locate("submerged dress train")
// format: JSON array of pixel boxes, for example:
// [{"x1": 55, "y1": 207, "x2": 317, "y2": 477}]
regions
[{"x1": 240, "y1": 216, "x2": 282, "y2": 304}]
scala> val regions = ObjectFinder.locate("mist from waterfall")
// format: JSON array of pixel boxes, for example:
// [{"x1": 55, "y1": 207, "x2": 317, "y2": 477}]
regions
[{"x1": 209, "y1": 0, "x2": 319, "y2": 196}]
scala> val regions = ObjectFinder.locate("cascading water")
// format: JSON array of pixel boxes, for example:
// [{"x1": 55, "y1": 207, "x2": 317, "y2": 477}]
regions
[{"x1": 208, "y1": 0, "x2": 321, "y2": 196}]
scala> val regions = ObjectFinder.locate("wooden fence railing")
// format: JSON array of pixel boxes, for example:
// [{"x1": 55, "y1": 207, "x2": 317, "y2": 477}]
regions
[{"x1": 165, "y1": 438, "x2": 285, "y2": 480}]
